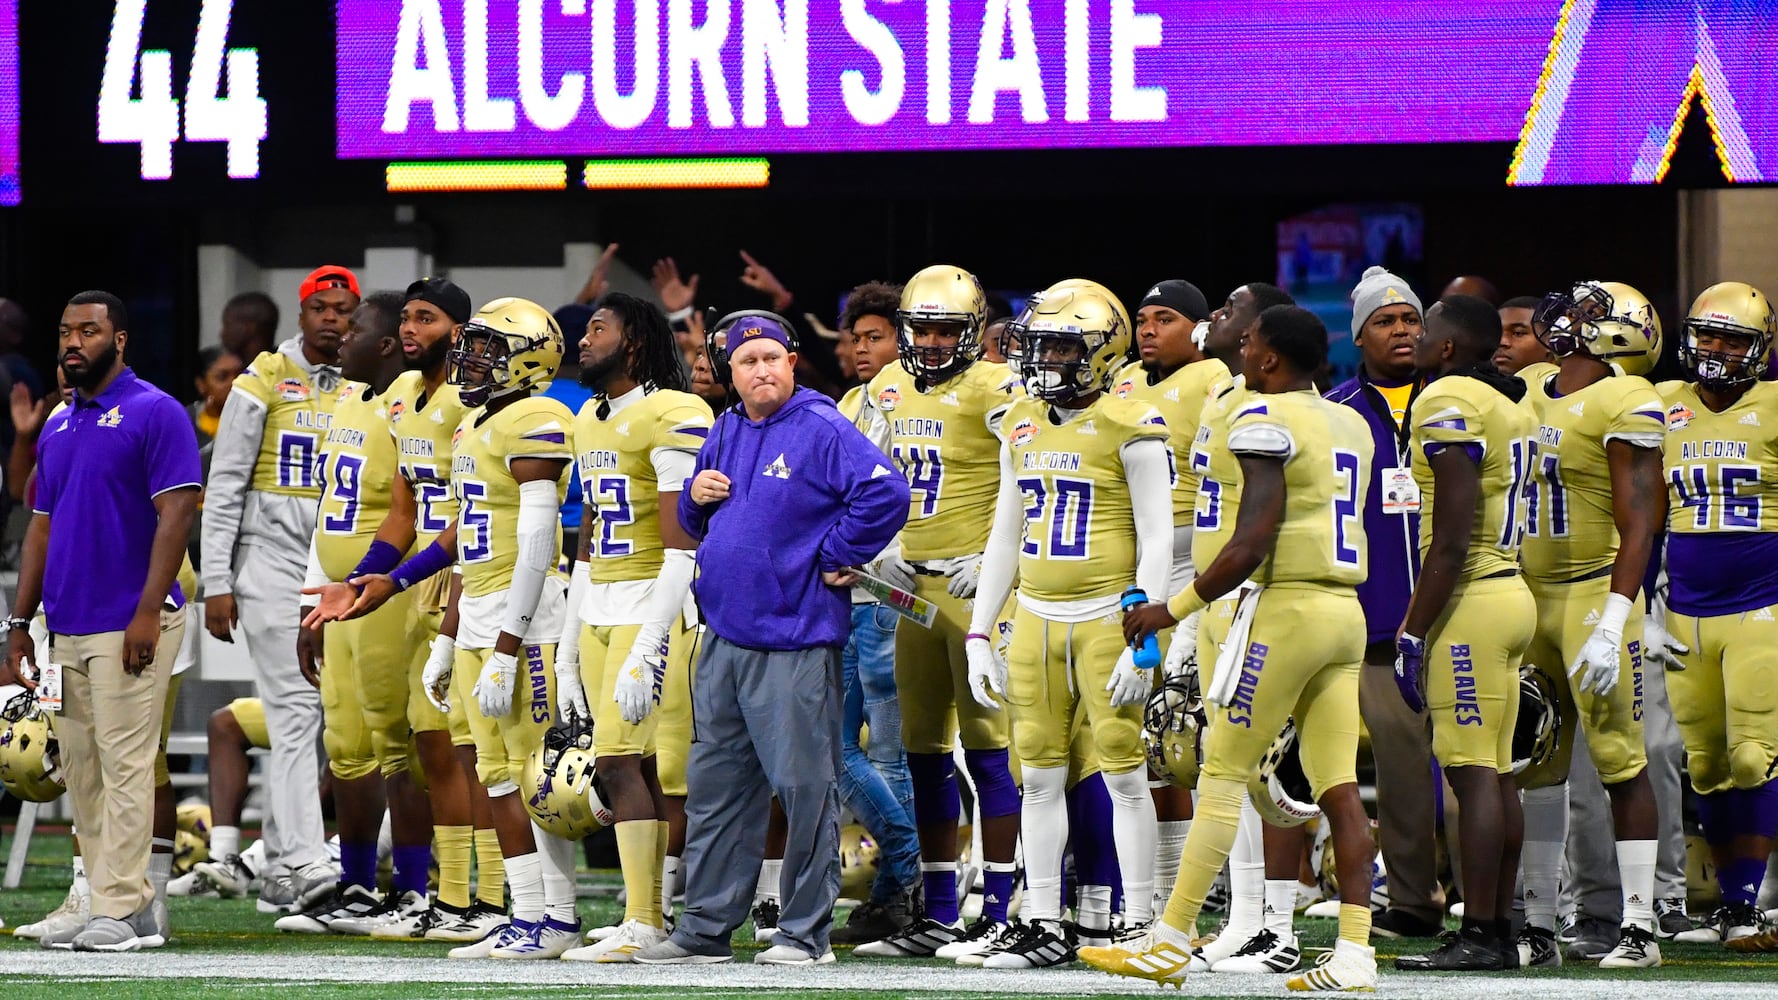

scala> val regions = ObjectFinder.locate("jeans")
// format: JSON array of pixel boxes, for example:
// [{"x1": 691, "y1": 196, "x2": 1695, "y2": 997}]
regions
[{"x1": 840, "y1": 602, "x2": 920, "y2": 901}]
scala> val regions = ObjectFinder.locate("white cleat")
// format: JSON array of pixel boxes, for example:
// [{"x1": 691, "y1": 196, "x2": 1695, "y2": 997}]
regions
[
  {"x1": 1285, "y1": 939, "x2": 1378, "y2": 993},
  {"x1": 562, "y1": 919, "x2": 668, "y2": 963},
  {"x1": 1599, "y1": 924, "x2": 1662, "y2": 969},
  {"x1": 1211, "y1": 927, "x2": 1302, "y2": 974}
]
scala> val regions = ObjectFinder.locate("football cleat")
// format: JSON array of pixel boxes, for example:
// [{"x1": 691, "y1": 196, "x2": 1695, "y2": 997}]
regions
[
  {"x1": 167, "y1": 869, "x2": 220, "y2": 898},
  {"x1": 946, "y1": 920, "x2": 1025, "y2": 966},
  {"x1": 196, "y1": 853, "x2": 258, "y2": 900},
  {"x1": 275, "y1": 884, "x2": 380, "y2": 934},
  {"x1": 1394, "y1": 928, "x2": 1502, "y2": 972},
  {"x1": 561, "y1": 918, "x2": 668, "y2": 962},
  {"x1": 1566, "y1": 916, "x2": 1620, "y2": 960},
  {"x1": 289, "y1": 860, "x2": 342, "y2": 909},
  {"x1": 853, "y1": 917, "x2": 967, "y2": 957},
  {"x1": 1654, "y1": 898, "x2": 1692, "y2": 940},
  {"x1": 754, "y1": 944, "x2": 837, "y2": 965},
  {"x1": 1598, "y1": 923, "x2": 1661, "y2": 968},
  {"x1": 1678, "y1": 902, "x2": 1761, "y2": 945},
  {"x1": 1517, "y1": 925, "x2": 1562, "y2": 967},
  {"x1": 1212, "y1": 927, "x2": 1302, "y2": 974},
  {"x1": 1192, "y1": 918, "x2": 1264, "y2": 970},
  {"x1": 334, "y1": 889, "x2": 427, "y2": 937},
  {"x1": 1726, "y1": 915, "x2": 1778, "y2": 954},
  {"x1": 490, "y1": 916, "x2": 580, "y2": 959},
  {"x1": 584, "y1": 922, "x2": 622, "y2": 943},
  {"x1": 981, "y1": 919, "x2": 1075, "y2": 969},
  {"x1": 370, "y1": 896, "x2": 446, "y2": 940},
  {"x1": 750, "y1": 898, "x2": 781, "y2": 944},
  {"x1": 447, "y1": 920, "x2": 511, "y2": 959},
  {"x1": 831, "y1": 890, "x2": 919, "y2": 946},
  {"x1": 1286, "y1": 939, "x2": 1378, "y2": 992},
  {"x1": 429, "y1": 900, "x2": 509, "y2": 943},
  {"x1": 14, "y1": 883, "x2": 89, "y2": 941},
  {"x1": 1077, "y1": 924, "x2": 1196, "y2": 987}
]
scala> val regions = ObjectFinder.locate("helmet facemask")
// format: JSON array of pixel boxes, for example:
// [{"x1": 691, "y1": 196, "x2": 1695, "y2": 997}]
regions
[
  {"x1": 1534, "y1": 282, "x2": 1617, "y2": 361},
  {"x1": 1681, "y1": 318, "x2": 1769, "y2": 390},
  {"x1": 897, "y1": 314, "x2": 982, "y2": 385},
  {"x1": 449, "y1": 323, "x2": 519, "y2": 408}
]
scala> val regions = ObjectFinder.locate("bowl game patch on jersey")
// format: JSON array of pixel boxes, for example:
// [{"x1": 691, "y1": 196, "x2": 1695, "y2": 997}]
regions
[{"x1": 876, "y1": 384, "x2": 902, "y2": 412}]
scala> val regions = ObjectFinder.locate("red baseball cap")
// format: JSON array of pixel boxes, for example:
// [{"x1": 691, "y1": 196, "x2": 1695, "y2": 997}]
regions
[{"x1": 299, "y1": 265, "x2": 361, "y2": 303}]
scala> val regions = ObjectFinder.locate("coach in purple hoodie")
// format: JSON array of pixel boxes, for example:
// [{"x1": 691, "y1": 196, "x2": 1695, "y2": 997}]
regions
[{"x1": 642, "y1": 315, "x2": 908, "y2": 967}]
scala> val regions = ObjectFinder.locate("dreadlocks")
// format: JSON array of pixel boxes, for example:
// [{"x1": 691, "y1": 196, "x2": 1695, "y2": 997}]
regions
[{"x1": 599, "y1": 291, "x2": 690, "y2": 393}]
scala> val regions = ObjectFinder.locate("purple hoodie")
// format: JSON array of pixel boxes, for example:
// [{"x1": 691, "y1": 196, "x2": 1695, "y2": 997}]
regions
[
  {"x1": 679, "y1": 387, "x2": 910, "y2": 651},
  {"x1": 1325, "y1": 371, "x2": 1422, "y2": 646}
]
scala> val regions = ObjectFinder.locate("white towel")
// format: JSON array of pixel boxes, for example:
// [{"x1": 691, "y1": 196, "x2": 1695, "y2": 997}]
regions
[{"x1": 1207, "y1": 584, "x2": 1264, "y2": 708}]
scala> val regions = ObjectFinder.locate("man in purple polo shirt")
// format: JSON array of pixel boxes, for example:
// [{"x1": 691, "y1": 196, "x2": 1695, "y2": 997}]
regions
[{"x1": 3, "y1": 290, "x2": 201, "y2": 951}]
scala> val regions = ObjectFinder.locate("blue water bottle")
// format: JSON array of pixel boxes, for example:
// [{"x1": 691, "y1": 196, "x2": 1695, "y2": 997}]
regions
[{"x1": 1122, "y1": 586, "x2": 1162, "y2": 669}]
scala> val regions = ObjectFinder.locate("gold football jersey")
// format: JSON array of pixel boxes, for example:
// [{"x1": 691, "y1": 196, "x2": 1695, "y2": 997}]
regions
[
  {"x1": 1658, "y1": 379, "x2": 1778, "y2": 537},
  {"x1": 1188, "y1": 374, "x2": 1252, "y2": 570},
  {"x1": 451, "y1": 395, "x2": 576, "y2": 598},
  {"x1": 1225, "y1": 391, "x2": 1371, "y2": 589},
  {"x1": 573, "y1": 389, "x2": 712, "y2": 583},
  {"x1": 1410, "y1": 375, "x2": 1537, "y2": 581},
  {"x1": 838, "y1": 385, "x2": 866, "y2": 424},
  {"x1": 1520, "y1": 370, "x2": 1666, "y2": 582},
  {"x1": 314, "y1": 382, "x2": 402, "y2": 579},
  {"x1": 1113, "y1": 357, "x2": 1230, "y2": 526},
  {"x1": 1003, "y1": 394, "x2": 1168, "y2": 603},
  {"x1": 869, "y1": 360, "x2": 1017, "y2": 560},
  {"x1": 232, "y1": 350, "x2": 338, "y2": 497},
  {"x1": 386, "y1": 371, "x2": 470, "y2": 548}
]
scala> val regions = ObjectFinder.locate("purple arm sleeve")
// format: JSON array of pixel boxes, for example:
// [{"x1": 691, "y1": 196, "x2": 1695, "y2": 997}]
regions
[{"x1": 391, "y1": 539, "x2": 454, "y2": 591}]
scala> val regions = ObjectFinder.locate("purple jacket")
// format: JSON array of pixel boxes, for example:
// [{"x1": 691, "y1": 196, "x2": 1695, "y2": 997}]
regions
[{"x1": 1325, "y1": 371, "x2": 1421, "y2": 646}]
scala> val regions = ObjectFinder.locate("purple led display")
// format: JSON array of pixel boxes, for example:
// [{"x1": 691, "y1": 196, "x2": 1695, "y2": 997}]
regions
[{"x1": 0, "y1": 0, "x2": 17, "y2": 205}]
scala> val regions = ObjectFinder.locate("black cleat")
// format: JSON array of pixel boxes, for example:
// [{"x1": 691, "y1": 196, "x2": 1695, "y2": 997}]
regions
[{"x1": 1395, "y1": 928, "x2": 1504, "y2": 972}]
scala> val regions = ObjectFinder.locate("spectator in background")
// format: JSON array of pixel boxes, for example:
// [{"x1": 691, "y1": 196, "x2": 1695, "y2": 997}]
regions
[
  {"x1": 1441, "y1": 276, "x2": 1501, "y2": 307},
  {"x1": 220, "y1": 291, "x2": 280, "y2": 361},
  {"x1": 1494, "y1": 296, "x2": 1553, "y2": 375},
  {"x1": 547, "y1": 303, "x2": 598, "y2": 558},
  {"x1": 187, "y1": 345, "x2": 244, "y2": 568}
]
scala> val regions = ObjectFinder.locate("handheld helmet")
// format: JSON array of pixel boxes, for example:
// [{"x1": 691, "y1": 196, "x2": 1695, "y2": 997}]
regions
[
  {"x1": 1144, "y1": 675, "x2": 1207, "y2": 788},
  {"x1": 1250, "y1": 717, "x2": 1321, "y2": 828},
  {"x1": 1534, "y1": 280, "x2": 1662, "y2": 376},
  {"x1": 1512, "y1": 665, "x2": 1562, "y2": 776},
  {"x1": 448, "y1": 297, "x2": 565, "y2": 407},
  {"x1": 840, "y1": 823, "x2": 880, "y2": 901},
  {"x1": 521, "y1": 720, "x2": 615, "y2": 841},
  {"x1": 1679, "y1": 281, "x2": 1776, "y2": 390},
  {"x1": 0, "y1": 701, "x2": 65, "y2": 803}
]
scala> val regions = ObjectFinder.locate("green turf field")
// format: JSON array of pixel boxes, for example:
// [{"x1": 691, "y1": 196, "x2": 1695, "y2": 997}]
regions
[{"x1": 3, "y1": 831, "x2": 1776, "y2": 999}]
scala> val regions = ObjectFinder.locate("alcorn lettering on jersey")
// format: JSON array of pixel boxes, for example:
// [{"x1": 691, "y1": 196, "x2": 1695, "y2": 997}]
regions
[
  {"x1": 452, "y1": 395, "x2": 576, "y2": 598},
  {"x1": 1410, "y1": 375, "x2": 1537, "y2": 581},
  {"x1": 1225, "y1": 391, "x2": 1371, "y2": 589},
  {"x1": 1520, "y1": 370, "x2": 1666, "y2": 582},
  {"x1": 1657, "y1": 379, "x2": 1778, "y2": 615},
  {"x1": 232, "y1": 350, "x2": 337, "y2": 496},
  {"x1": 315, "y1": 382, "x2": 401, "y2": 580},
  {"x1": 386, "y1": 371, "x2": 469, "y2": 548},
  {"x1": 574, "y1": 389, "x2": 712, "y2": 583},
  {"x1": 1189, "y1": 374, "x2": 1252, "y2": 570},
  {"x1": 1004, "y1": 395, "x2": 1168, "y2": 603},
  {"x1": 1113, "y1": 357, "x2": 1229, "y2": 526},
  {"x1": 869, "y1": 360, "x2": 1017, "y2": 560}
]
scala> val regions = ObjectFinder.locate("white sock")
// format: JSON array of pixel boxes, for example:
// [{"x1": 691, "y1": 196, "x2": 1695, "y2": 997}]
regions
[
  {"x1": 1264, "y1": 879, "x2": 1297, "y2": 935},
  {"x1": 377, "y1": 810, "x2": 395, "y2": 866},
  {"x1": 534, "y1": 825, "x2": 578, "y2": 924},
  {"x1": 756, "y1": 857, "x2": 783, "y2": 905},
  {"x1": 1617, "y1": 839, "x2": 1657, "y2": 930},
  {"x1": 1521, "y1": 785, "x2": 1569, "y2": 932},
  {"x1": 1760, "y1": 852, "x2": 1778, "y2": 911},
  {"x1": 1020, "y1": 764, "x2": 1070, "y2": 921},
  {"x1": 1228, "y1": 794, "x2": 1265, "y2": 934},
  {"x1": 505, "y1": 853, "x2": 544, "y2": 923},
  {"x1": 1078, "y1": 884, "x2": 1113, "y2": 933},
  {"x1": 1104, "y1": 768, "x2": 1158, "y2": 923},
  {"x1": 70, "y1": 852, "x2": 89, "y2": 898},
  {"x1": 211, "y1": 825, "x2": 241, "y2": 861},
  {"x1": 662, "y1": 855, "x2": 682, "y2": 918},
  {"x1": 149, "y1": 847, "x2": 173, "y2": 903},
  {"x1": 1153, "y1": 819, "x2": 1189, "y2": 910}
]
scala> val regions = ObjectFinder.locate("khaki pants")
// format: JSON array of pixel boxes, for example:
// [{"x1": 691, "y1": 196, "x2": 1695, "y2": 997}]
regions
[{"x1": 53, "y1": 609, "x2": 182, "y2": 919}]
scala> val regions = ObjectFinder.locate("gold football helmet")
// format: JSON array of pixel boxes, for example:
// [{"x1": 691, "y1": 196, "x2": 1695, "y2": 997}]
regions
[
  {"x1": 840, "y1": 823, "x2": 880, "y2": 901},
  {"x1": 521, "y1": 721, "x2": 614, "y2": 841},
  {"x1": 897, "y1": 264, "x2": 987, "y2": 382},
  {"x1": 449, "y1": 296, "x2": 565, "y2": 407},
  {"x1": 0, "y1": 706, "x2": 65, "y2": 803},
  {"x1": 1144, "y1": 675, "x2": 1206, "y2": 788},
  {"x1": 1000, "y1": 279, "x2": 1131, "y2": 368},
  {"x1": 1534, "y1": 280, "x2": 1663, "y2": 376},
  {"x1": 1512, "y1": 665, "x2": 1561, "y2": 776},
  {"x1": 1019, "y1": 282, "x2": 1131, "y2": 403},
  {"x1": 1250, "y1": 717, "x2": 1320, "y2": 828},
  {"x1": 1681, "y1": 281, "x2": 1776, "y2": 389}
]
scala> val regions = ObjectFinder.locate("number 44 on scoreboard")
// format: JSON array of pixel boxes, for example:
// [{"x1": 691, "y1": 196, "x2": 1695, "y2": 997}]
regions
[{"x1": 98, "y1": 0, "x2": 266, "y2": 180}]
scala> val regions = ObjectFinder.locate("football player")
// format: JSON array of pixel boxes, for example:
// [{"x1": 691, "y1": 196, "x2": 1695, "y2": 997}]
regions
[
  {"x1": 320, "y1": 298, "x2": 578, "y2": 959},
  {"x1": 553, "y1": 293, "x2": 711, "y2": 962},
  {"x1": 1085, "y1": 305, "x2": 1379, "y2": 992},
  {"x1": 1496, "y1": 296, "x2": 1554, "y2": 376},
  {"x1": 201, "y1": 266, "x2": 356, "y2": 911},
  {"x1": 282, "y1": 293, "x2": 428, "y2": 934},
  {"x1": 856, "y1": 265, "x2": 1023, "y2": 958},
  {"x1": 963, "y1": 282, "x2": 1172, "y2": 967},
  {"x1": 1391, "y1": 296, "x2": 1537, "y2": 970},
  {"x1": 1655, "y1": 282, "x2": 1778, "y2": 949},
  {"x1": 1516, "y1": 280, "x2": 1668, "y2": 968}
]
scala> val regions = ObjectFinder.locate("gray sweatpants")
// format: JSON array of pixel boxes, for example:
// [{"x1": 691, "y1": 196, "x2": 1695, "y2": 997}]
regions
[
  {"x1": 1562, "y1": 659, "x2": 1688, "y2": 919},
  {"x1": 672, "y1": 635, "x2": 843, "y2": 957}
]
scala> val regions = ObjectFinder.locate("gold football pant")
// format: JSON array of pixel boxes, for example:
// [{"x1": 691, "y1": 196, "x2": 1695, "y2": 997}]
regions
[
  {"x1": 1665, "y1": 604, "x2": 1778, "y2": 794},
  {"x1": 1520, "y1": 576, "x2": 1647, "y2": 787},
  {"x1": 454, "y1": 643, "x2": 558, "y2": 789},
  {"x1": 1424, "y1": 575, "x2": 1533, "y2": 773},
  {"x1": 1005, "y1": 606, "x2": 1144, "y2": 774},
  {"x1": 320, "y1": 590, "x2": 415, "y2": 781},
  {"x1": 896, "y1": 575, "x2": 1010, "y2": 754}
]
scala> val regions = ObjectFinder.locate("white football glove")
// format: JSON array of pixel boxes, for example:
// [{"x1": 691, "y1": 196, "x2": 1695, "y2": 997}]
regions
[
  {"x1": 965, "y1": 634, "x2": 1005, "y2": 711},
  {"x1": 614, "y1": 650, "x2": 659, "y2": 725},
  {"x1": 1570, "y1": 592, "x2": 1634, "y2": 697},
  {"x1": 555, "y1": 642, "x2": 590, "y2": 727},
  {"x1": 474, "y1": 651, "x2": 518, "y2": 718},
  {"x1": 1643, "y1": 611, "x2": 1690, "y2": 672},
  {"x1": 422, "y1": 635, "x2": 456, "y2": 713},
  {"x1": 871, "y1": 545, "x2": 917, "y2": 594},
  {"x1": 1106, "y1": 645, "x2": 1151, "y2": 707},
  {"x1": 1164, "y1": 610, "x2": 1202, "y2": 680},
  {"x1": 941, "y1": 554, "x2": 983, "y2": 599}
]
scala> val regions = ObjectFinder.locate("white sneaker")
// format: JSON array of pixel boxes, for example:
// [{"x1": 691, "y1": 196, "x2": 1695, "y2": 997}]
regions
[
  {"x1": 1210, "y1": 927, "x2": 1301, "y2": 974},
  {"x1": 936, "y1": 919, "x2": 1019, "y2": 965},
  {"x1": 489, "y1": 917, "x2": 581, "y2": 959},
  {"x1": 583, "y1": 923, "x2": 622, "y2": 943},
  {"x1": 289, "y1": 860, "x2": 341, "y2": 909},
  {"x1": 1285, "y1": 939, "x2": 1378, "y2": 992},
  {"x1": 754, "y1": 943, "x2": 836, "y2": 965},
  {"x1": 15, "y1": 884, "x2": 89, "y2": 941},
  {"x1": 562, "y1": 919, "x2": 668, "y2": 962},
  {"x1": 334, "y1": 889, "x2": 428, "y2": 937},
  {"x1": 1449, "y1": 901, "x2": 1466, "y2": 919},
  {"x1": 1303, "y1": 899, "x2": 1342, "y2": 919},
  {"x1": 194, "y1": 853, "x2": 258, "y2": 899},
  {"x1": 1295, "y1": 882, "x2": 1326, "y2": 914},
  {"x1": 448, "y1": 921, "x2": 511, "y2": 959}
]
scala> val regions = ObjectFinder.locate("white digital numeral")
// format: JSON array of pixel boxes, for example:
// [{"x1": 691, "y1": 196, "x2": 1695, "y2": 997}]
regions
[
  {"x1": 98, "y1": 0, "x2": 180, "y2": 180},
  {"x1": 185, "y1": 0, "x2": 265, "y2": 178},
  {"x1": 97, "y1": 0, "x2": 264, "y2": 181}
]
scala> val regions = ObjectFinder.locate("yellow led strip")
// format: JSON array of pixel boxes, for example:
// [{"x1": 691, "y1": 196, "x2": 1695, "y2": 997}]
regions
[
  {"x1": 385, "y1": 161, "x2": 568, "y2": 192},
  {"x1": 581, "y1": 158, "x2": 770, "y2": 190}
]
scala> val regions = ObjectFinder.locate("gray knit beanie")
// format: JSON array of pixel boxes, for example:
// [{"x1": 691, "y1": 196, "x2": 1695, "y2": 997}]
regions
[{"x1": 1349, "y1": 266, "x2": 1423, "y2": 342}]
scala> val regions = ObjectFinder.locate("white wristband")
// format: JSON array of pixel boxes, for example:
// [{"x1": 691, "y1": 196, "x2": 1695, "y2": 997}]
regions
[{"x1": 1597, "y1": 592, "x2": 1633, "y2": 640}]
